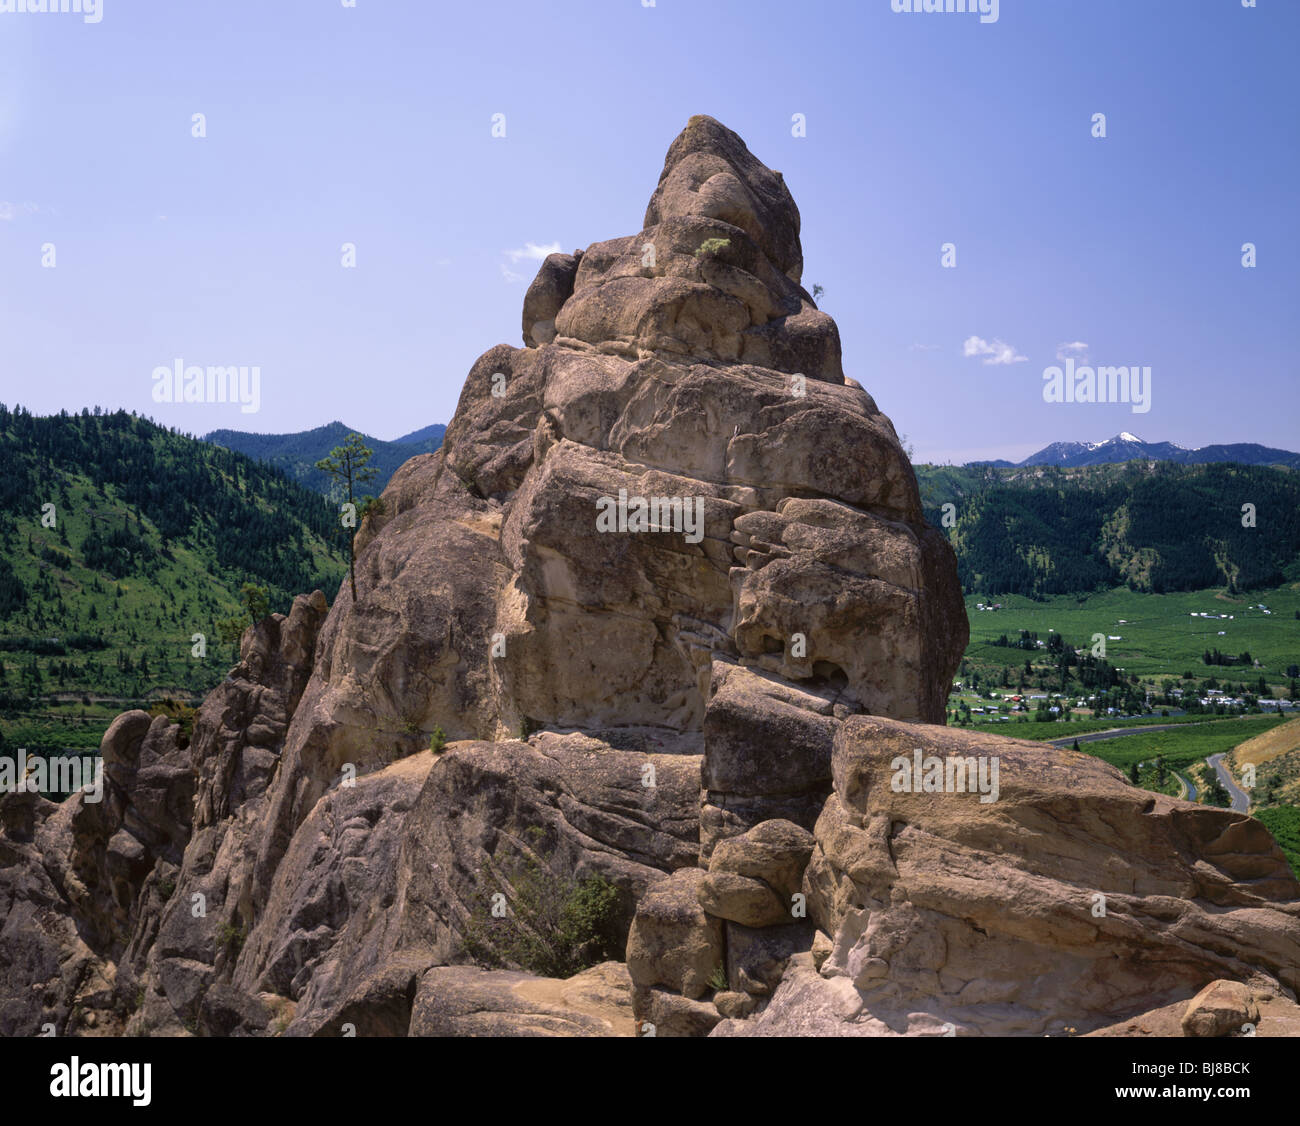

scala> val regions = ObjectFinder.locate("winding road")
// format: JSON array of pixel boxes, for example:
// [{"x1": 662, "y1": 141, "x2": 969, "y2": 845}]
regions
[
  {"x1": 1172, "y1": 769, "x2": 1197, "y2": 802},
  {"x1": 1049, "y1": 722, "x2": 1257, "y2": 809},
  {"x1": 1207, "y1": 752, "x2": 1251, "y2": 812}
]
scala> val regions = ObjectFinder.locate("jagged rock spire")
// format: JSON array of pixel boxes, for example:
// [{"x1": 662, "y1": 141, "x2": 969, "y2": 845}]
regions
[
  {"x1": 523, "y1": 115, "x2": 841, "y2": 383},
  {"x1": 644, "y1": 115, "x2": 804, "y2": 284}
]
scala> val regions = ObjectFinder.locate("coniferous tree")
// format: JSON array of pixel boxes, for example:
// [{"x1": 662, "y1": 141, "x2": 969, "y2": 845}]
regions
[{"x1": 316, "y1": 433, "x2": 378, "y2": 602}]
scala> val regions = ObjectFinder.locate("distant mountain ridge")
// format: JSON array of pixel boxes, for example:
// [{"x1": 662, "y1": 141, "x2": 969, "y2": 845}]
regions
[
  {"x1": 972, "y1": 433, "x2": 1300, "y2": 470},
  {"x1": 203, "y1": 421, "x2": 446, "y2": 495},
  {"x1": 913, "y1": 459, "x2": 1300, "y2": 597},
  {"x1": 391, "y1": 423, "x2": 447, "y2": 446}
]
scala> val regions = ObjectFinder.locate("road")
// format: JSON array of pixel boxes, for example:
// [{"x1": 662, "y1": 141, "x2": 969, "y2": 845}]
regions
[
  {"x1": 1048, "y1": 723, "x2": 1268, "y2": 807},
  {"x1": 1047, "y1": 724, "x2": 1186, "y2": 748},
  {"x1": 1207, "y1": 752, "x2": 1251, "y2": 812},
  {"x1": 1048, "y1": 724, "x2": 1252, "y2": 809},
  {"x1": 1051, "y1": 724, "x2": 1198, "y2": 799},
  {"x1": 1171, "y1": 769, "x2": 1197, "y2": 802}
]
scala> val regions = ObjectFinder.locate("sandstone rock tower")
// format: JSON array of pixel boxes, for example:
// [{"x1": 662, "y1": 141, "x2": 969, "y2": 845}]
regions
[{"x1": 4, "y1": 118, "x2": 1295, "y2": 1040}]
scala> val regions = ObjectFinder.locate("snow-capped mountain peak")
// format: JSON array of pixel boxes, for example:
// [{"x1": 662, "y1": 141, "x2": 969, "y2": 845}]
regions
[{"x1": 989, "y1": 435, "x2": 1300, "y2": 470}]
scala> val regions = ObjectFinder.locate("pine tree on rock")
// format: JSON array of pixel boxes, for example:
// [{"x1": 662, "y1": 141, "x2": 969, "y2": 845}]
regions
[{"x1": 316, "y1": 432, "x2": 378, "y2": 602}]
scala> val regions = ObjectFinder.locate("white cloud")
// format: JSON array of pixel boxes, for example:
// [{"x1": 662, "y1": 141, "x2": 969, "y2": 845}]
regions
[
  {"x1": 1056, "y1": 340, "x2": 1089, "y2": 361},
  {"x1": 963, "y1": 335, "x2": 1028, "y2": 365},
  {"x1": 504, "y1": 241, "x2": 561, "y2": 264},
  {"x1": 500, "y1": 240, "x2": 561, "y2": 283}
]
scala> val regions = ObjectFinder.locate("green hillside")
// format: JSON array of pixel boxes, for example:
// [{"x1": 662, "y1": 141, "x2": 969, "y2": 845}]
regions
[
  {"x1": 1255, "y1": 806, "x2": 1300, "y2": 877},
  {"x1": 0, "y1": 406, "x2": 346, "y2": 751},
  {"x1": 204, "y1": 421, "x2": 444, "y2": 496},
  {"x1": 914, "y1": 461, "x2": 1300, "y2": 598}
]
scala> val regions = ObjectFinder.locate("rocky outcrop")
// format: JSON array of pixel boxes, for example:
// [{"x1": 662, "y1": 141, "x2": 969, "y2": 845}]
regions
[
  {"x1": 711, "y1": 717, "x2": 1300, "y2": 1037},
  {"x1": 6, "y1": 114, "x2": 1291, "y2": 1042},
  {"x1": 0, "y1": 591, "x2": 328, "y2": 1036}
]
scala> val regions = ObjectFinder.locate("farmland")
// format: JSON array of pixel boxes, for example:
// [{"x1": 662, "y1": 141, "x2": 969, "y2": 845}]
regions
[{"x1": 960, "y1": 584, "x2": 1300, "y2": 689}]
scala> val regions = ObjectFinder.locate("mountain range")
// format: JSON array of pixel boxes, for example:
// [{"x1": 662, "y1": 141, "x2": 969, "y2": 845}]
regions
[
  {"x1": 203, "y1": 421, "x2": 446, "y2": 496},
  {"x1": 204, "y1": 424, "x2": 1300, "y2": 490},
  {"x1": 971, "y1": 432, "x2": 1300, "y2": 470}
]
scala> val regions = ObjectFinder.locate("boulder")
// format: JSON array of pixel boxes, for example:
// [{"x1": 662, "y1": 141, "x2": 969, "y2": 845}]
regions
[
  {"x1": 703, "y1": 664, "x2": 839, "y2": 798},
  {"x1": 1181, "y1": 980, "x2": 1260, "y2": 1038},
  {"x1": 697, "y1": 871, "x2": 788, "y2": 928},
  {"x1": 727, "y1": 921, "x2": 814, "y2": 995},
  {"x1": 409, "y1": 962, "x2": 633, "y2": 1037},
  {"x1": 522, "y1": 251, "x2": 582, "y2": 346},
  {"x1": 709, "y1": 819, "x2": 815, "y2": 900},
  {"x1": 713, "y1": 990, "x2": 757, "y2": 1019},
  {"x1": 633, "y1": 986, "x2": 724, "y2": 1038},
  {"x1": 626, "y1": 868, "x2": 723, "y2": 1000}
]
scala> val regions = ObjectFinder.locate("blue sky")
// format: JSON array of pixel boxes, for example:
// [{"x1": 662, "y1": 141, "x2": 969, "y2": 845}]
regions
[{"x1": 0, "y1": 0, "x2": 1295, "y2": 464}]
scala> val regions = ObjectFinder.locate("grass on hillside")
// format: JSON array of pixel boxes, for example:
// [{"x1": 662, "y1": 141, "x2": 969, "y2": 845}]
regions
[
  {"x1": 1, "y1": 474, "x2": 238, "y2": 752},
  {"x1": 1254, "y1": 807, "x2": 1300, "y2": 879}
]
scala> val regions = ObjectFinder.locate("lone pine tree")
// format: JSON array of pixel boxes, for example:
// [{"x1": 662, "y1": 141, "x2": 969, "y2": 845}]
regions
[{"x1": 316, "y1": 431, "x2": 378, "y2": 602}]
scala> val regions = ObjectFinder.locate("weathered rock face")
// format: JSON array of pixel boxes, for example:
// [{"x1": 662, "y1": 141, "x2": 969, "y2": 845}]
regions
[
  {"x1": 434, "y1": 113, "x2": 966, "y2": 742},
  {"x1": 712, "y1": 717, "x2": 1300, "y2": 1037},
  {"x1": 408, "y1": 961, "x2": 634, "y2": 1037},
  {"x1": 392, "y1": 732, "x2": 702, "y2": 970},
  {"x1": 23, "y1": 117, "x2": 1297, "y2": 1043},
  {"x1": 0, "y1": 592, "x2": 328, "y2": 1036}
]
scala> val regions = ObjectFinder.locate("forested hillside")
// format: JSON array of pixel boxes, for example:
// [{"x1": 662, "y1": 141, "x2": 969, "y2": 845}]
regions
[
  {"x1": 0, "y1": 406, "x2": 346, "y2": 748},
  {"x1": 915, "y1": 461, "x2": 1300, "y2": 597}
]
